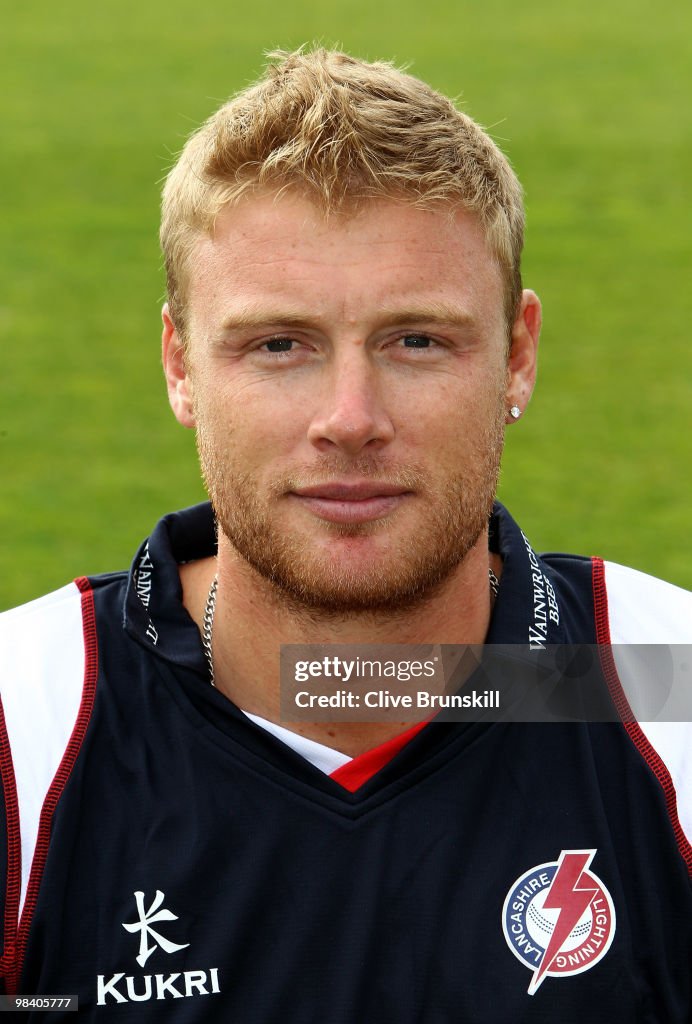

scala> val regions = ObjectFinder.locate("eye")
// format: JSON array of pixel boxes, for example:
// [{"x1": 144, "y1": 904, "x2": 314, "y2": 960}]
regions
[
  {"x1": 401, "y1": 334, "x2": 433, "y2": 348},
  {"x1": 264, "y1": 338, "x2": 294, "y2": 353}
]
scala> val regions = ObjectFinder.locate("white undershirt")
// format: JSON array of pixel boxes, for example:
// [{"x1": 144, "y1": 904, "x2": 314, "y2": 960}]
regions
[{"x1": 242, "y1": 710, "x2": 353, "y2": 775}]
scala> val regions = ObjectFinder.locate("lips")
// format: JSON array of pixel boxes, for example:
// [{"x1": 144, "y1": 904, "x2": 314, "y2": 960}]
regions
[
  {"x1": 293, "y1": 481, "x2": 410, "y2": 500},
  {"x1": 289, "y1": 481, "x2": 413, "y2": 524}
]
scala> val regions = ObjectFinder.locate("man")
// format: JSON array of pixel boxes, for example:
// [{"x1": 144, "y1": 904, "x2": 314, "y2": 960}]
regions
[{"x1": 0, "y1": 48, "x2": 690, "y2": 1021}]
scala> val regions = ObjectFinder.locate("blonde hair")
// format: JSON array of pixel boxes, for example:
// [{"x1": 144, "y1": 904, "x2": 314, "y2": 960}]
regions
[{"x1": 161, "y1": 47, "x2": 525, "y2": 338}]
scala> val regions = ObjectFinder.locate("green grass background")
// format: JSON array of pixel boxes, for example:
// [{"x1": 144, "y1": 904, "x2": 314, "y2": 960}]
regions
[{"x1": 2, "y1": 0, "x2": 690, "y2": 608}]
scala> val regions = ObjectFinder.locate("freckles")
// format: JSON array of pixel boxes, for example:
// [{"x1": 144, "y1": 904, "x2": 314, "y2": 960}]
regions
[{"x1": 403, "y1": 381, "x2": 495, "y2": 441}]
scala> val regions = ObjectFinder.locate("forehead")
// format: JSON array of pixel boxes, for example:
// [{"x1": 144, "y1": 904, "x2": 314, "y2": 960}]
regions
[{"x1": 186, "y1": 193, "x2": 505, "y2": 333}]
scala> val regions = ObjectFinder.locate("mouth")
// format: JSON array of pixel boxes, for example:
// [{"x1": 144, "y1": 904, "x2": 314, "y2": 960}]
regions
[{"x1": 289, "y1": 481, "x2": 414, "y2": 524}]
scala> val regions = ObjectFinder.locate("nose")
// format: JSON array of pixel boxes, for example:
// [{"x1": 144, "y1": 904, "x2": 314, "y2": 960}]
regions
[{"x1": 306, "y1": 349, "x2": 395, "y2": 455}]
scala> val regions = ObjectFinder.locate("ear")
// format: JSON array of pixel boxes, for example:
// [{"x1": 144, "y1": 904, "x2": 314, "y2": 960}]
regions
[
  {"x1": 162, "y1": 304, "x2": 196, "y2": 428},
  {"x1": 505, "y1": 289, "x2": 541, "y2": 424}
]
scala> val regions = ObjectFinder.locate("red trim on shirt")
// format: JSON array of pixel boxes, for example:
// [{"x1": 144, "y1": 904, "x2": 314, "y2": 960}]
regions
[
  {"x1": 329, "y1": 722, "x2": 428, "y2": 793},
  {"x1": 11, "y1": 579, "x2": 99, "y2": 991},
  {"x1": 0, "y1": 698, "x2": 21, "y2": 982},
  {"x1": 593, "y1": 557, "x2": 692, "y2": 876}
]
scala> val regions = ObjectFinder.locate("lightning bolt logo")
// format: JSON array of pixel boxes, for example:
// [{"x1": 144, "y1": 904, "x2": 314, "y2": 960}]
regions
[
  {"x1": 527, "y1": 850, "x2": 598, "y2": 995},
  {"x1": 502, "y1": 848, "x2": 616, "y2": 994}
]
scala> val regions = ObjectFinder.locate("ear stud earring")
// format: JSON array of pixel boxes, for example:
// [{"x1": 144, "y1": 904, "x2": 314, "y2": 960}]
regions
[{"x1": 509, "y1": 405, "x2": 521, "y2": 420}]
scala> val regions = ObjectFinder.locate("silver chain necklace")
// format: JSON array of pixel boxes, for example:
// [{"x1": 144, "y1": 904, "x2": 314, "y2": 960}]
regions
[
  {"x1": 202, "y1": 568, "x2": 500, "y2": 686},
  {"x1": 202, "y1": 574, "x2": 218, "y2": 687}
]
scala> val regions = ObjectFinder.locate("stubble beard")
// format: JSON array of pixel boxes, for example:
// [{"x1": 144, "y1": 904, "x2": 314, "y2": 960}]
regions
[{"x1": 196, "y1": 414, "x2": 505, "y2": 616}]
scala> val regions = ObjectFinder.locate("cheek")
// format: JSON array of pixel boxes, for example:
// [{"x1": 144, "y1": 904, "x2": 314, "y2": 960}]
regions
[
  {"x1": 396, "y1": 368, "x2": 503, "y2": 437},
  {"x1": 196, "y1": 383, "x2": 310, "y2": 476}
]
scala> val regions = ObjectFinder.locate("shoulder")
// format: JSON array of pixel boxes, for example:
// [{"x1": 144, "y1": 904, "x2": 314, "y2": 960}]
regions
[
  {"x1": 593, "y1": 563, "x2": 692, "y2": 872},
  {"x1": 0, "y1": 579, "x2": 95, "y2": 788},
  {"x1": 1, "y1": 581, "x2": 90, "y2": 690},
  {"x1": 599, "y1": 560, "x2": 692, "y2": 643},
  {"x1": 0, "y1": 582, "x2": 100, "y2": 921},
  {"x1": 0, "y1": 578, "x2": 106, "y2": 754}
]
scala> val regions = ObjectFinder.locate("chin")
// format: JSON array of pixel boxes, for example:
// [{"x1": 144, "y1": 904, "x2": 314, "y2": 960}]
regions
[{"x1": 254, "y1": 546, "x2": 466, "y2": 615}]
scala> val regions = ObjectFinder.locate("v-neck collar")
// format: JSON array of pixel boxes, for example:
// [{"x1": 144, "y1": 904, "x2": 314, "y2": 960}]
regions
[{"x1": 121, "y1": 501, "x2": 577, "y2": 800}]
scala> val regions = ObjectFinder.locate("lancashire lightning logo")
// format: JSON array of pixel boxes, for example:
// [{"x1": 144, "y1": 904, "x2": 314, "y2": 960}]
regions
[
  {"x1": 501, "y1": 850, "x2": 615, "y2": 994},
  {"x1": 123, "y1": 891, "x2": 190, "y2": 967}
]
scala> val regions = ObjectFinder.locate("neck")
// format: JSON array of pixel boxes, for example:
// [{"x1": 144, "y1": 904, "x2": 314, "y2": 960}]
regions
[{"x1": 181, "y1": 531, "x2": 498, "y2": 758}]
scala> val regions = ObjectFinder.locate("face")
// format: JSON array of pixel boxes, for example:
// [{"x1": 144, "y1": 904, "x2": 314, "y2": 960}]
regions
[{"x1": 163, "y1": 194, "x2": 539, "y2": 613}]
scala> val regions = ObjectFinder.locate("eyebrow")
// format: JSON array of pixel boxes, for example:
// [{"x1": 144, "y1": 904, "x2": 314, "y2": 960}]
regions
[
  {"x1": 217, "y1": 302, "x2": 478, "y2": 333},
  {"x1": 219, "y1": 309, "x2": 319, "y2": 332}
]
